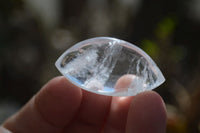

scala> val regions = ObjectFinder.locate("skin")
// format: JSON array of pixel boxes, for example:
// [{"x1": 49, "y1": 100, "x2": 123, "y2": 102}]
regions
[{"x1": 1, "y1": 76, "x2": 166, "y2": 133}]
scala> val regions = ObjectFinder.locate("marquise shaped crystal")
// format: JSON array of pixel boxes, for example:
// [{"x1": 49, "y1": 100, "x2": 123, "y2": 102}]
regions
[{"x1": 55, "y1": 37, "x2": 165, "y2": 96}]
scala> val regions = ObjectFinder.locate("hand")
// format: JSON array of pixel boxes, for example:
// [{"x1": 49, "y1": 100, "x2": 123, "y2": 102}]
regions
[{"x1": 1, "y1": 76, "x2": 166, "y2": 133}]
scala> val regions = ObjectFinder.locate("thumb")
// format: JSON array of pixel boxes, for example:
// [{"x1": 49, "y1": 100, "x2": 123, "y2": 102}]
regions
[{"x1": 126, "y1": 91, "x2": 167, "y2": 133}]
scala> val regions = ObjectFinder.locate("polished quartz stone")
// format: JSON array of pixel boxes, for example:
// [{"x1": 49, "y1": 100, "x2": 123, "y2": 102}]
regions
[{"x1": 55, "y1": 37, "x2": 165, "y2": 96}]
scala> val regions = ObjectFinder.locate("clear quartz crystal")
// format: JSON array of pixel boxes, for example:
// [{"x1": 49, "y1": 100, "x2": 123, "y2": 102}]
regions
[{"x1": 55, "y1": 37, "x2": 165, "y2": 96}]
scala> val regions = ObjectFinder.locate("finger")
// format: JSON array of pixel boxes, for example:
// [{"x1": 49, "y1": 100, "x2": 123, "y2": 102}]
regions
[
  {"x1": 103, "y1": 74, "x2": 135, "y2": 133},
  {"x1": 3, "y1": 76, "x2": 82, "y2": 133},
  {"x1": 103, "y1": 96, "x2": 134, "y2": 133},
  {"x1": 126, "y1": 91, "x2": 167, "y2": 133},
  {"x1": 62, "y1": 90, "x2": 112, "y2": 133}
]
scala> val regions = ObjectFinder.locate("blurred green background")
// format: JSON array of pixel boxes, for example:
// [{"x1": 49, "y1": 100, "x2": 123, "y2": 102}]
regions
[{"x1": 0, "y1": 0, "x2": 200, "y2": 132}]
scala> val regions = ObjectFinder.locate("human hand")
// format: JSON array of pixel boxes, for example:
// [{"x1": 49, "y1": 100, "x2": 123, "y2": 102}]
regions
[{"x1": 1, "y1": 76, "x2": 166, "y2": 133}]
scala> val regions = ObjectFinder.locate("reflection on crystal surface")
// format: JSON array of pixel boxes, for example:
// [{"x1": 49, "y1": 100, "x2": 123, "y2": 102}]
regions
[{"x1": 55, "y1": 37, "x2": 165, "y2": 96}]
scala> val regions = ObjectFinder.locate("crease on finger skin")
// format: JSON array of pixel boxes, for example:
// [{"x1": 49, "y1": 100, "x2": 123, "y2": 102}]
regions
[
  {"x1": 35, "y1": 76, "x2": 83, "y2": 128},
  {"x1": 0, "y1": 126, "x2": 12, "y2": 133},
  {"x1": 3, "y1": 96, "x2": 61, "y2": 133},
  {"x1": 2, "y1": 77, "x2": 83, "y2": 133},
  {"x1": 33, "y1": 95, "x2": 63, "y2": 130}
]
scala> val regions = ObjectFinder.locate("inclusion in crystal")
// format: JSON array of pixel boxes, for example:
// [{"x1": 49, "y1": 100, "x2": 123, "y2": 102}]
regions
[{"x1": 55, "y1": 37, "x2": 165, "y2": 96}]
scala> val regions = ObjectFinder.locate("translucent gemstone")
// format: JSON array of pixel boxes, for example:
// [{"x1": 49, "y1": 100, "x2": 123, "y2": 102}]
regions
[{"x1": 55, "y1": 37, "x2": 165, "y2": 96}]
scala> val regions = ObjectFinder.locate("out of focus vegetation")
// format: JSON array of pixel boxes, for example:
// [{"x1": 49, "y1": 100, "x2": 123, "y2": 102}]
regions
[{"x1": 0, "y1": 0, "x2": 200, "y2": 132}]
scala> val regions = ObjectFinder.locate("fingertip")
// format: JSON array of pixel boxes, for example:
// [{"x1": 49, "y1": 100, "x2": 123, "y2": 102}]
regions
[
  {"x1": 126, "y1": 91, "x2": 167, "y2": 133},
  {"x1": 35, "y1": 76, "x2": 82, "y2": 128},
  {"x1": 115, "y1": 74, "x2": 136, "y2": 91},
  {"x1": 3, "y1": 76, "x2": 83, "y2": 133}
]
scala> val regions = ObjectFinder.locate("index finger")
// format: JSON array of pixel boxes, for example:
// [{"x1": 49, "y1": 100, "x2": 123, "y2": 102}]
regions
[{"x1": 2, "y1": 76, "x2": 82, "y2": 133}]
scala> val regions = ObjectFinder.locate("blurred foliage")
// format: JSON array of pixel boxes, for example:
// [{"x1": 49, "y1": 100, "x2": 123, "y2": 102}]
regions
[
  {"x1": 0, "y1": 0, "x2": 200, "y2": 132},
  {"x1": 142, "y1": 39, "x2": 159, "y2": 58},
  {"x1": 155, "y1": 17, "x2": 176, "y2": 40}
]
